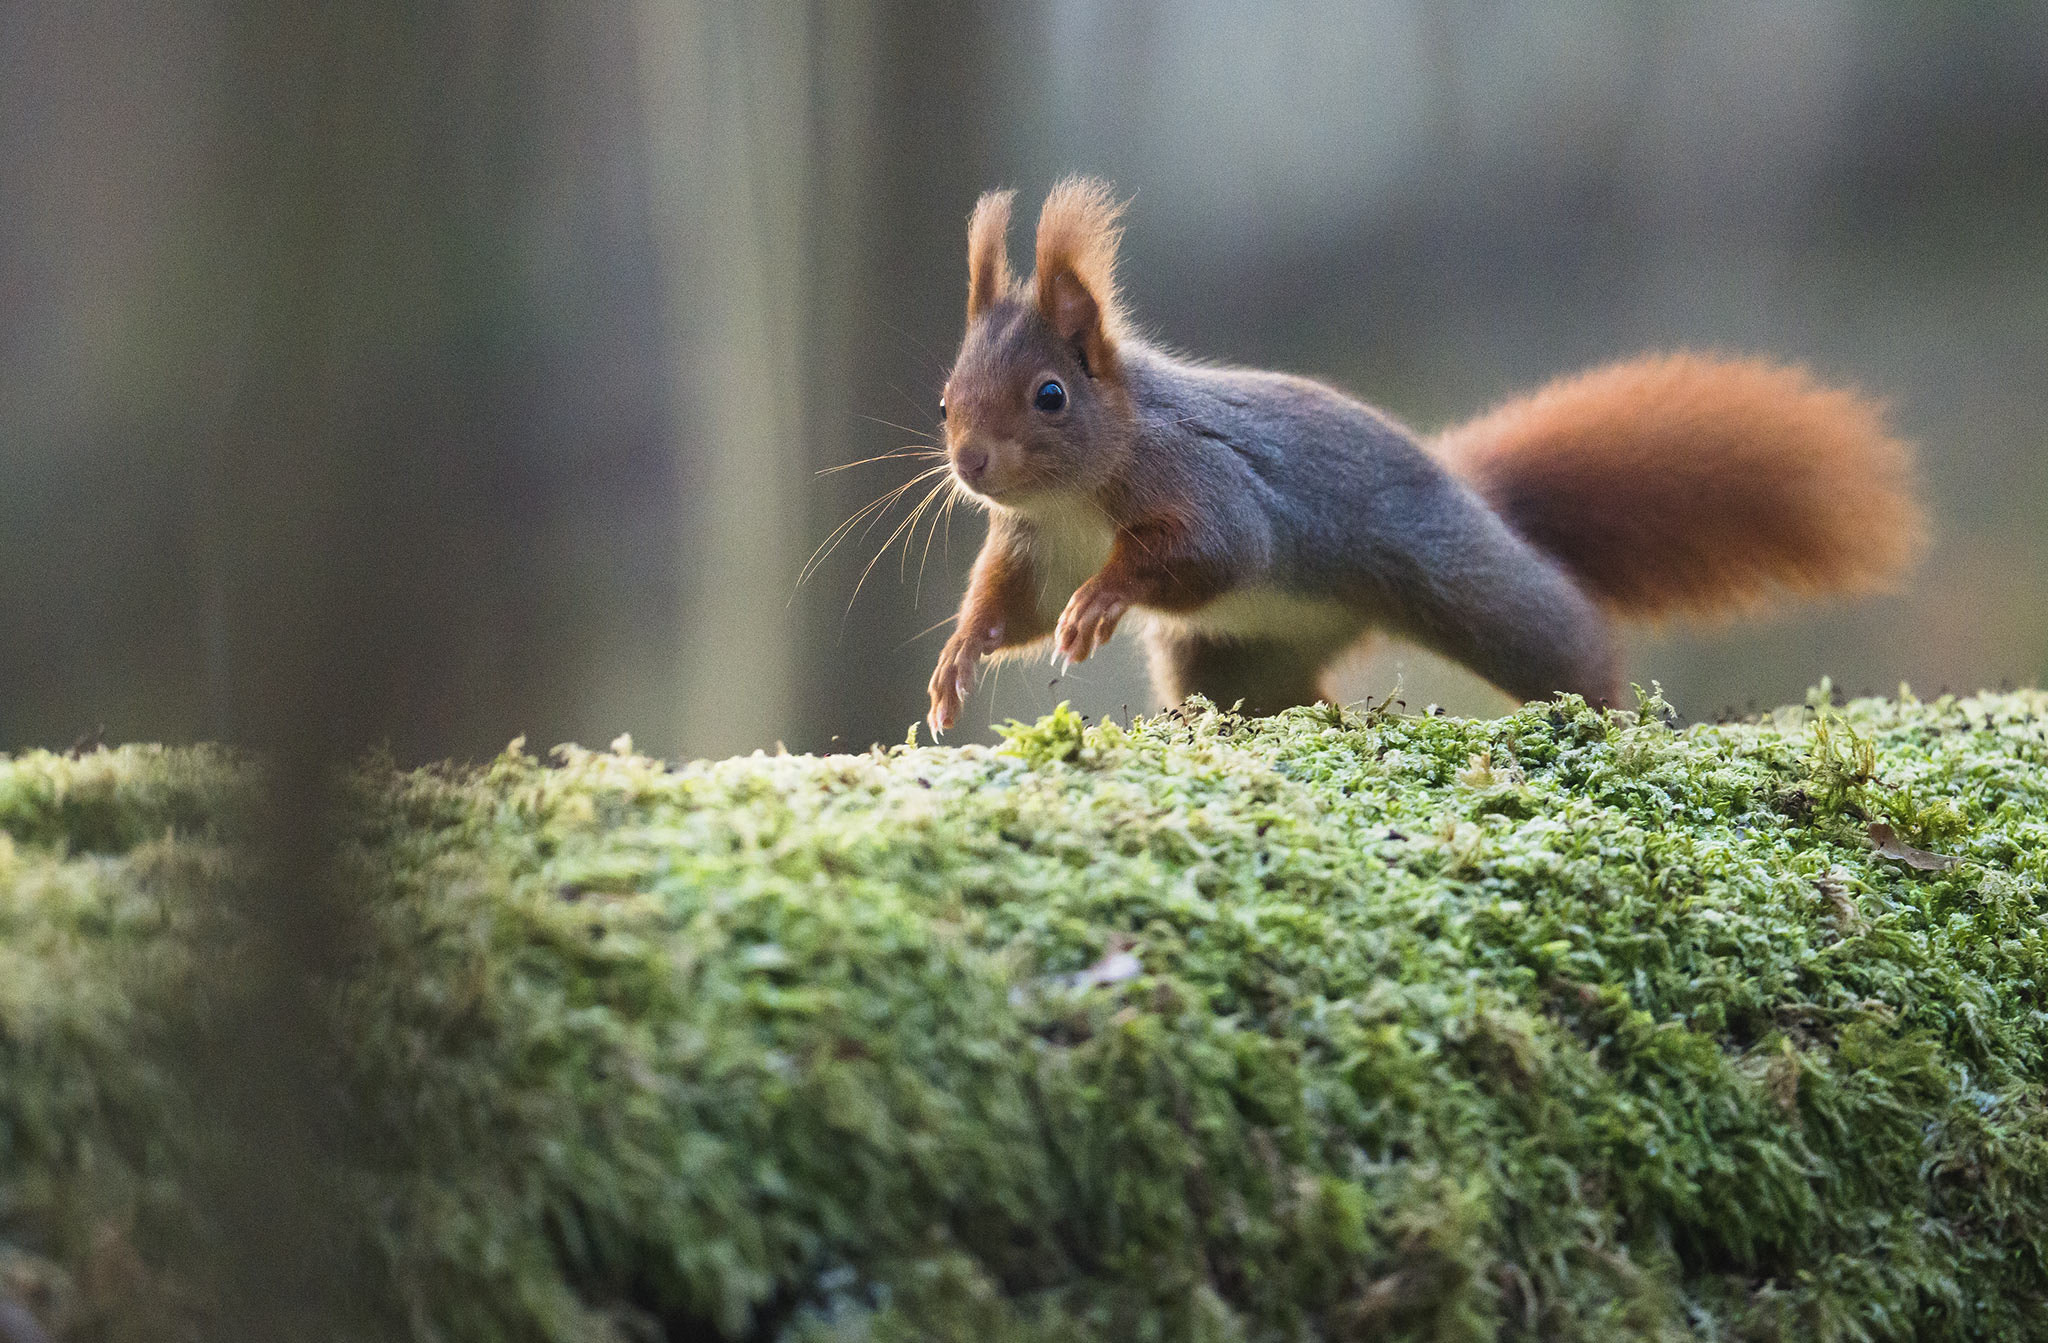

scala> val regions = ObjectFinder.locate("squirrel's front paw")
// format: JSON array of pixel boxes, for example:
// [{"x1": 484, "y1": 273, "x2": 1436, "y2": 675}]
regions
[
  {"x1": 927, "y1": 633, "x2": 983, "y2": 735},
  {"x1": 1054, "y1": 581, "x2": 1128, "y2": 667}
]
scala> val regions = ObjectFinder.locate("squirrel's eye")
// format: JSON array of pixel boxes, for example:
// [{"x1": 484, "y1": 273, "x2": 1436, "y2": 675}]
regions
[
  {"x1": 1034, "y1": 380, "x2": 1067, "y2": 413},
  {"x1": 938, "y1": 397, "x2": 947, "y2": 421}
]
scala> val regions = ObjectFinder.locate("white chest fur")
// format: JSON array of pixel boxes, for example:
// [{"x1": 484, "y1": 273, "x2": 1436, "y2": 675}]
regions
[
  {"x1": 1017, "y1": 501, "x2": 1115, "y2": 617},
  {"x1": 1146, "y1": 587, "x2": 1364, "y2": 651},
  {"x1": 1010, "y1": 502, "x2": 1363, "y2": 653}
]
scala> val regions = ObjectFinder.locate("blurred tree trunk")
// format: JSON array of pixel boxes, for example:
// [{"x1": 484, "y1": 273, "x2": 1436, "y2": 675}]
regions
[
  {"x1": 197, "y1": 3, "x2": 615, "y2": 1334},
  {"x1": 185, "y1": 2, "x2": 673, "y2": 1335},
  {"x1": 1, "y1": 0, "x2": 677, "y2": 763},
  {"x1": 640, "y1": 1, "x2": 1004, "y2": 757},
  {"x1": 638, "y1": 2, "x2": 814, "y2": 760},
  {"x1": 795, "y1": 1, "x2": 1007, "y2": 753}
]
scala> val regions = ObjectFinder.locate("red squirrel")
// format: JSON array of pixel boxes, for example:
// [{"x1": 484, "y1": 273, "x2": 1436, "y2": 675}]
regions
[{"x1": 925, "y1": 178, "x2": 1927, "y2": 734}]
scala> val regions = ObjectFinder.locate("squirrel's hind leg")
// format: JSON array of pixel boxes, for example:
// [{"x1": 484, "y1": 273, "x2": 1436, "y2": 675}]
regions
[{"x1": 1143, "y1": 629, "x2": 1331, "y2": 717}]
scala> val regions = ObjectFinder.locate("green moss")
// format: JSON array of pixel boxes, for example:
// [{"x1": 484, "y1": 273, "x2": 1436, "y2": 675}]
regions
[{"x1": 5, "y1": 691, "x2": 2048, "y2": 1340}]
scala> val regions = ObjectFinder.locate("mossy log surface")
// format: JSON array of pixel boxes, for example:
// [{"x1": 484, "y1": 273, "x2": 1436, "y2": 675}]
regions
[{"x1": 5, "y1": 692, "x2": 2048, "y2": 1341}]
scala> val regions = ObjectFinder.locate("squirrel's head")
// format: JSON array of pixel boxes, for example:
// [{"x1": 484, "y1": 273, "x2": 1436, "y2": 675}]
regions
[{"x1": 940, "y1": 178, "x2": 1135, "y2": 510}]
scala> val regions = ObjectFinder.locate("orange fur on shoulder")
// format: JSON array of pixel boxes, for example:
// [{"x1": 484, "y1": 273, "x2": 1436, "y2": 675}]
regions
[
  {"x1": 966, "y1": 189, "x2": 1015, "y2": 319},
  {"x1": 1032, "y1": 176, "x2": 1128, "y2": 375},
  {"x1": 1433, "y1": 352, "x2": 1929, "y2": 618}
]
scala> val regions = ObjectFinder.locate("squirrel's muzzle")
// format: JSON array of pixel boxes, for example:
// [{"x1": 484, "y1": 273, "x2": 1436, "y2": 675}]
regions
[{"x1": 952, "y1": 443, "x2": 990, "y2": 488}]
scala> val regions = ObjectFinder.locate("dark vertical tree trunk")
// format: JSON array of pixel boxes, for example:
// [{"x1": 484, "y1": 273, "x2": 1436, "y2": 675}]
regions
[{"x1": 179, "y1": 4, "x2": 676, "y2": 1335}]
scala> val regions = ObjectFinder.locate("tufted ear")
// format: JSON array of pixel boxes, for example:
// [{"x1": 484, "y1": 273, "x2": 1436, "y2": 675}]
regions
[
  {"x1": 966, "y1": 189, "x2": 1015, "y2": 321},
  {"x1": 1032, "y1": 176, "x2": 1127, "y2": 379}
]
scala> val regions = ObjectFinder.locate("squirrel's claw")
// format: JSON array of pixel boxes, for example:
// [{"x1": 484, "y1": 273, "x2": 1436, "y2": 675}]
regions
[
  {"x1": 1055, "y1": 582, "x2": 1128, "y2": 666},
  {"x1": 928, "y1": 635, "x2": 982, "y2": 736}
]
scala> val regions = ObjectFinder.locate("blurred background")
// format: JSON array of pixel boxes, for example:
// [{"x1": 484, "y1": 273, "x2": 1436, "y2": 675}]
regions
[{"x1": 4, "y1": 0, "x2": 2045, "y2": 763}]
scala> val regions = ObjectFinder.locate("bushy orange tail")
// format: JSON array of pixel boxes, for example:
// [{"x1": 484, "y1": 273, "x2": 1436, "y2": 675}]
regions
[{"x1": 1432, "y1": 352, "x2": 1928, "y2": 618}]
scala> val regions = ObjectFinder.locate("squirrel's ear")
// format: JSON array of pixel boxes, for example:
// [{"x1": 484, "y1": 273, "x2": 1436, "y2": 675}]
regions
[
  {"x1": 966, "y1": 189, "x2": 1015, "y2": 321},
  {"x1": 1033, "y1": 176, "x2": 1127, "y2": 379}
]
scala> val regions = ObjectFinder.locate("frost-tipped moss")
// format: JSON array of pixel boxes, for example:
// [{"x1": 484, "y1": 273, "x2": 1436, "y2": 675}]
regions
[{"x1": 5, "y1": 691, "x2": 2048, "y2": 1340}]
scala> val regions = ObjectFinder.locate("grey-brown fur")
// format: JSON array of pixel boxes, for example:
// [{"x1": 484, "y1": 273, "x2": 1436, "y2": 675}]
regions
[{"x1": 1115, "y1": 345, "x2": 1621, "y2": 708}]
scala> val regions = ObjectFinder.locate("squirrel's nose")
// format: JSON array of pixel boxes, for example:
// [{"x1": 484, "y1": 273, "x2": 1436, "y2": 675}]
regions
[{"x1": 954, "y1": 445, "x2": 989, "y2": 484}]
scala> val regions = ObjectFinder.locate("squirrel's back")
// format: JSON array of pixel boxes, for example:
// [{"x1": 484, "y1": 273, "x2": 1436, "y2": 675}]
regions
[{"x1": 1431, "y1": 352, "x2": 1927, "y2": 619}]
